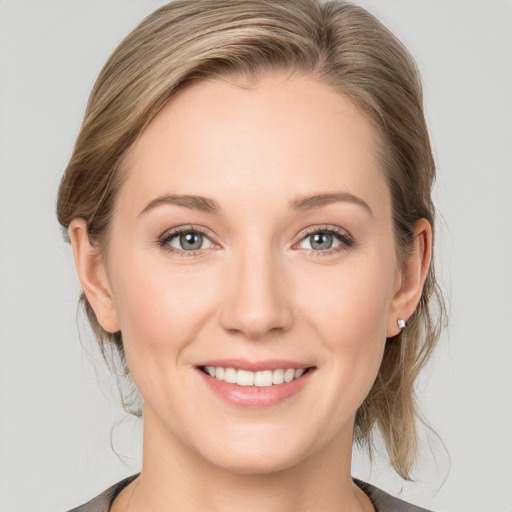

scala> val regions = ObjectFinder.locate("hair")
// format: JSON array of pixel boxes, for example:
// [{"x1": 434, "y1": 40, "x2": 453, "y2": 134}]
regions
[{"x1": 57, "y1": 0, "x2": 446, "y2": 480}]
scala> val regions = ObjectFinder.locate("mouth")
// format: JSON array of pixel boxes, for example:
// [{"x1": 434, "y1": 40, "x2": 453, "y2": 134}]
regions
[
  {"x1": 199, "y1": 365, "x2": 314, "y2": 387},
  {"x1": 196, "y1": 360, "x2": 316, "y2": 407}
]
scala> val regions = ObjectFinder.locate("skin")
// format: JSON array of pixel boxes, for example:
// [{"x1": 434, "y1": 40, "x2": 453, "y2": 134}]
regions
[{"x1": 70, "y1": 72, "x2": 431, "y2": 512}]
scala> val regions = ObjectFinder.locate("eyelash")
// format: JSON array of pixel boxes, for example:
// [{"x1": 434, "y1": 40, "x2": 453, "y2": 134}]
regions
[
  {"x1": 299, "y1": 225, "x2": 354, "y2": 256},
  {"x1": 158, "y1": 226, "x2": 213, "y2": 258},
  {"x1": 157, "y1": 225, "x2": 354, "y2": 258}
]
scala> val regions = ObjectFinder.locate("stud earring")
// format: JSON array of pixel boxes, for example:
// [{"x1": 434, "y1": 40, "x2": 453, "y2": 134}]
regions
[{"x1": 397, "y1": 318, "x2": 407, "y2": 330}]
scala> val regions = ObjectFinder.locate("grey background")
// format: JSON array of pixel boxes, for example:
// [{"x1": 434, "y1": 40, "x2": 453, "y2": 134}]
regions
[{"x1": 1, "y1": 1, "x2": 511, "y2": 511}]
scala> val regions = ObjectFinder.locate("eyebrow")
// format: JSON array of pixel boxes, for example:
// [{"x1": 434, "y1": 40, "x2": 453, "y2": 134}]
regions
[
  {"x1": 138, "y1": 192, "x2": 373, "y2": 217},
  {"x1": 290, "y1": 192, "x2": 373, "y2": 216},
  {"x1": 139, "y1": 194, "x2": 220, "y2": 216}
]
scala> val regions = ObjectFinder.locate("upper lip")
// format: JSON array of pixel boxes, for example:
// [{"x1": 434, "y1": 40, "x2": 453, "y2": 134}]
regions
[{"x1": 196, "y1": 358, "x2": 313, "y2": 372}]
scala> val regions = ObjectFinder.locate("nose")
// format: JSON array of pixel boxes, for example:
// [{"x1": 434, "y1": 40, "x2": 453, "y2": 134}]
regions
[{"x1": 218, "y1": 244, "x2": 294, "y2": 341}]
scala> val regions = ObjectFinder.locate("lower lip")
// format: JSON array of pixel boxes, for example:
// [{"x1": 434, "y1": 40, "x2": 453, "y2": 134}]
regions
[{"x1": 197, "y1": 369, "x2": 314, "y2": 408}]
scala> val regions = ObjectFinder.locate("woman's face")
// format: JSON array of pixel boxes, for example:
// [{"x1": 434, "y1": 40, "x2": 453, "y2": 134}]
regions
[{"x1": 90, "y1": 73, "x2": 408, "y2": 473}]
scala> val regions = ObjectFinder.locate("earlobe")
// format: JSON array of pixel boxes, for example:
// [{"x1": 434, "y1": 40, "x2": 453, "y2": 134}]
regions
[
  {"x1": 68, "y1": 219, "x2": 120, "y2": 333},
  {"x1": 386, "y1": 218, "x2": 432, "y2": 337}
]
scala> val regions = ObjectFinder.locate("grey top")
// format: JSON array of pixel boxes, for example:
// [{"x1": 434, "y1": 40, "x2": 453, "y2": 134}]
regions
[{"x1": 66, "y1": 474, "x2": 433, "y2": 512}]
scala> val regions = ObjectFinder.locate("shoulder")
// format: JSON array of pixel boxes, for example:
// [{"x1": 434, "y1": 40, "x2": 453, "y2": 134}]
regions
[
  {"x1": 354, "y1": 478, "x2": 434, "y2": 512},
  {"x1": 66, "y1": 474, "x2": 432, "y2": 512},
  {"x1": 65, "y1": 474, "x2": 139, "y2": 512}
]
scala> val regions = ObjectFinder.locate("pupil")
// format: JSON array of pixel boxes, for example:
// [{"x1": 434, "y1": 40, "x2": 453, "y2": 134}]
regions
[
  {"x1": 181, "y1": 232, "x2": 202, "y2": 250},
  {"x1": 312, "y1": 232, "x2": 332, "y2": 250}
]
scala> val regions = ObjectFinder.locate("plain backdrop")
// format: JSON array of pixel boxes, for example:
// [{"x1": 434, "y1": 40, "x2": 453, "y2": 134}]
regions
[{"x1": 1, "y1": 1, "x2": 511, "y2": 511}]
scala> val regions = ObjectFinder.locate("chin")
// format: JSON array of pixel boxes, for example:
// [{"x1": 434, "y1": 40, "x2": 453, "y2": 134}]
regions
[
  {"x1": 206, "y1": 449, "x2": 306, "y2": 475},
  {"x1": 192, "y1": 428, "x2": 317, "y2": 475}
]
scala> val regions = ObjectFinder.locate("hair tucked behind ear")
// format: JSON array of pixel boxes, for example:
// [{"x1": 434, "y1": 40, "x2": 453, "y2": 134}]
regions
[{"x1": 57, "y1": 0, "x2": 446, "y2": 479}]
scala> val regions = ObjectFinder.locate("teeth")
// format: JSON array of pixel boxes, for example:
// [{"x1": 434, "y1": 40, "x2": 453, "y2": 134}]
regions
[
  {"x1": 284, "y1": 368, "x2": 295, "y2": 382},
  {"x1": 203, "y1": 366, "x2": 307, "y2": 387},
  {"x1": 236, "y1": 369, "x2": 254, "y2": 386},
  {"x1": 224, "y1": 367, "x2": 237, "y2": 384},
  {"x1": 254, "y1": 370, "x2": 272, "y2": 387},
  {"x1": 272, "y1": 368, "x2": 284, "y2": 385}
]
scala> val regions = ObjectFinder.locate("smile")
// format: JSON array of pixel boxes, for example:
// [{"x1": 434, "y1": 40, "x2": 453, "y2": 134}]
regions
[
  {"x1": 200, "y1": 366, "x2": 307, "y2": 387},
  {"x1": 197, "y1": 359, "x2": 315, "y2": 407}
]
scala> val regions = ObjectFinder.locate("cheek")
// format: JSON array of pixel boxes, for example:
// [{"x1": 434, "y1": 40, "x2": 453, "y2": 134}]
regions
[
  {"x1": 299, "y1": 254, "x2": 396, "y2": 394},
  {"x1": 303, "y1": 255, "x2": 395, "y2": 336},
  {"x1": 108, "y1": 252, "x2": 219, "y2": 378}
]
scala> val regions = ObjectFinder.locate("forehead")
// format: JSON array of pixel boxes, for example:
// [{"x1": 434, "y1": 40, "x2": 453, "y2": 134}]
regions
[{"x1": 121, "y1": 72, "x2": 389, "y2": 218}]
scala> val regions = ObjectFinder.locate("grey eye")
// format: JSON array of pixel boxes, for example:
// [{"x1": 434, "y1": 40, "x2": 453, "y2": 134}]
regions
[
  {"x1": 299, "y1": 231, "x2": 343, "y2": 251},
  {"x1": 169, "y1": 231, "x2": 213, "y2": 251}
]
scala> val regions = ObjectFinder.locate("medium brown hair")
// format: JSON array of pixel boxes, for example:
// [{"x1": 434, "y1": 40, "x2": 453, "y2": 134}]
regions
[{"x1": 57, "y1": 0, "x2": 446, "y2": 479}]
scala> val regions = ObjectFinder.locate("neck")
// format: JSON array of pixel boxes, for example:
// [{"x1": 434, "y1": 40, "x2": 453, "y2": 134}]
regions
[{"x1": 119, "y1": 409, "x2": 372, "y2": 512}]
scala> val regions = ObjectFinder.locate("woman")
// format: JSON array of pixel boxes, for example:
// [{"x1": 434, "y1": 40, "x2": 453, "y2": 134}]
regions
[{"x1": 58, "y1": 0, "x2": 445, "y2": 510}]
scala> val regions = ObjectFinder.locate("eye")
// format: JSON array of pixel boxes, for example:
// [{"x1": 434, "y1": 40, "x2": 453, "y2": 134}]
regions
[
  {"x1": 297, "y1": 226, "x2": 354, "y2": 255},
  {"x1": 159, "y1": 227, "x2": 214, "y2": 256}
]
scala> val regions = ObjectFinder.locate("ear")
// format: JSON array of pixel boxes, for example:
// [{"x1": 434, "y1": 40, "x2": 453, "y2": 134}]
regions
[
  {"x1": 69, "y1": 218, "x2": 120, "y2": 333},
  {"x1": 386, "y1": 218, "x2": 432, "y2": 337}
]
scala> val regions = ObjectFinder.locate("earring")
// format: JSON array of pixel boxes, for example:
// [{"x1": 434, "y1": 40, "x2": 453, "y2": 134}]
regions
[{"x1": 397, "y1": 318, "x2": 407, "y2": 330}]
